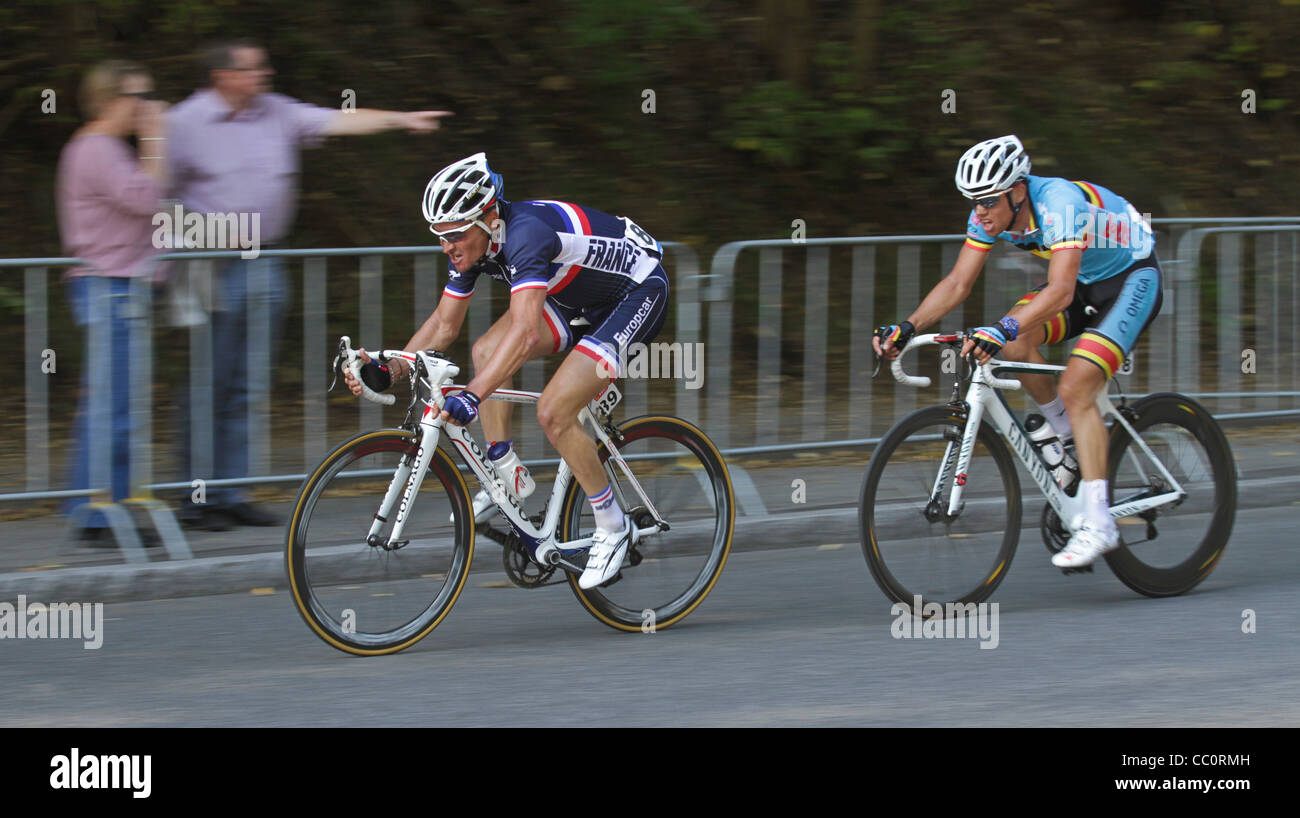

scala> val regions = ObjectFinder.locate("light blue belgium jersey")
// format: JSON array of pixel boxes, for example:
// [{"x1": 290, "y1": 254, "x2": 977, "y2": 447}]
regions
[{"x1": 963, "y1": 174, "x2": 1154, "y2": 285}]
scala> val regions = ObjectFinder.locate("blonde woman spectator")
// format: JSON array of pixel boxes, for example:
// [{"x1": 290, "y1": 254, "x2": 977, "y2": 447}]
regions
[{"x1": 56, "y1": 60, "x2": 167, "y2": 542}]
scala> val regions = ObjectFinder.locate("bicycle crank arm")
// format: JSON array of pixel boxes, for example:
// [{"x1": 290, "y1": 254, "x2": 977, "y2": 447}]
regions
[{"x1": 475, "y1": 524, "x2": 514, "y2": 548}]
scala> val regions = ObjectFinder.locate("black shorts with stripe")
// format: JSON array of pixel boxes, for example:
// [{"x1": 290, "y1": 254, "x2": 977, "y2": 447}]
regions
[{"x1": 1015, "y1": 253, "x2": 1163, "y2": 378}]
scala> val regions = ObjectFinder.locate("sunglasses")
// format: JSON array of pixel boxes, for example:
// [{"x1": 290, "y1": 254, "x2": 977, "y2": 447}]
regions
[
  {"x1": 967, "y1": 194, "x2": 1004, "y2": 210},
  {"x1": 120, "y1": 90, "x2": 157, "y2": 100},
  {"x1": 429, "y1": 219, "x2": 492, "y2": 243}
]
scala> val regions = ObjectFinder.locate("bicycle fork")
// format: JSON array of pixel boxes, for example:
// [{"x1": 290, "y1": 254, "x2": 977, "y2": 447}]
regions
[
  {"x1": 366, "y1": 422, "x2": 442, "y2": 550},
  {"x1": 937, "y1": 399, "x2": 985, "y2": 520}
]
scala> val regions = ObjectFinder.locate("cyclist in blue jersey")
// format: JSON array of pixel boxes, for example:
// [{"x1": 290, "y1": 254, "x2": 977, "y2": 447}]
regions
[
  {"x1": 873, "y1": 135, "x2": 1162, "y2": 570},
  {"x1": 344, "y1": 153, "x2": 668, "y2": 589}
]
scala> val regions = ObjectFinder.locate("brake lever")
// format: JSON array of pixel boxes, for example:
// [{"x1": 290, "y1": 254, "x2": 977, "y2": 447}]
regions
[
  {"x1": 328, "y1": 336, "x2": 355, "y2": 393},
  {"x1": 328, "y1": 351, "x2": 343, "y2": 392},
  {"x1": 870, "y1": 329, "x2": 888, "y2": 379}
]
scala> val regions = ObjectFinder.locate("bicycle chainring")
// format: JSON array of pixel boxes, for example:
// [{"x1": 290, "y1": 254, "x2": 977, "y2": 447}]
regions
[
  {"x1": 1040, "y1": 503, "x2": 1070, "y2": 554},
  {"x1": 502, "y1": 530, "x2": 558, "y2": 588}
]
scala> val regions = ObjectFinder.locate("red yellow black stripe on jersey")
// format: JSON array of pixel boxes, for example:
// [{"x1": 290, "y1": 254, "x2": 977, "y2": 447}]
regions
[{"x1": 1072, "y1": 180, "x2": 1104, "y2": 208}]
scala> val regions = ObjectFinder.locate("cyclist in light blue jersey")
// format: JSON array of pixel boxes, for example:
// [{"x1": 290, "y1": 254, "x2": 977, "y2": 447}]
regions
[
  {"x1": 344, "y1": 153, "x2": 668, "y2": 589},
  {"x1": 874, "y1": 135, "x2": 1163, "y2": 570}
]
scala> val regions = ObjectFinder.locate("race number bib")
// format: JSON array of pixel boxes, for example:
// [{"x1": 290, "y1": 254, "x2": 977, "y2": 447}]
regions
[
  {"x1": 621, "y1": 217, "x2": 661, "y2": 256},
  {"x1": 593, "y1": 382, "x2": 623, "y2": 416}
]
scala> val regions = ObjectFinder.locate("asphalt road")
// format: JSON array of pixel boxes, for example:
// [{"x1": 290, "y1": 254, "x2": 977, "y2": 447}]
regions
[{"x1": 2, "y1": 504, "x2": 1295, "y2": 727}]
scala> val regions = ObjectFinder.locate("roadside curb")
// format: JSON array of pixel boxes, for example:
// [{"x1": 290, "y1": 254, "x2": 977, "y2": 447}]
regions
[
  {"x1": 0, "y1": 550, "x2": 287, "y2": 604},
  {"x1": 0, "y1": 506, "x2": 864, "y2": 604}
]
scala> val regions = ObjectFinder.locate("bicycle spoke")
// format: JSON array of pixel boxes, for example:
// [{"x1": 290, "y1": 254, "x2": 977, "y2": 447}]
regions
[
  {"x1": 565, "y1": 417, "x2": 734, "y2": 631},
  {"x1": 287, "y1": 431, "x2": 473, "y2": 654},
  {"x1": 860, "y1": 407, "x2": 1020, "y2": 608},
  {"x1": 1104, "y1": 396, "x2": 1235, "y2": 597}
]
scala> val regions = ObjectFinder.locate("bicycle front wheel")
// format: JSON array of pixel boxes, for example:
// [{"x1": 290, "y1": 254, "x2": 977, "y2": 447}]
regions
[
  {"x1": 1104, "y1": 394, "x2": 1236, "y2": 597},
  {"x1": 859, "y1": 405, "x2": 1021, "y2": 611},
  {"x1": 286, "y1": 428, "x2": 475, "y2": 655},
  {"x1": 561, "y1": 416, "x2": 735, "y2": 632}
]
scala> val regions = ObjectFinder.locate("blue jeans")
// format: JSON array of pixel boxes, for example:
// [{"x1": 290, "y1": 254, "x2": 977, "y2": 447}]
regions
[
  {"x1": 179, "y1": 257, "x2": 288, "y2": 508},
  {"x1": 64, "y1": 276, "x2": 147, "y2": 527}
]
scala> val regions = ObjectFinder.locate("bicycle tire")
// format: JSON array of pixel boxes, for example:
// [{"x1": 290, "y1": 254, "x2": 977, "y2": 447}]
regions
[
  {"x1": 286, "y1": 428, "x2": 475, "y2": 655},
  {"x1": 859, "y1": 404, "x2": 1021, "y2": 611},
  {"x1": 1104, "y1": 393, "x2": 1236, "y2": 597},
  {"x1": 561, "y1": 416, "x2": 735, "y2": 632}
]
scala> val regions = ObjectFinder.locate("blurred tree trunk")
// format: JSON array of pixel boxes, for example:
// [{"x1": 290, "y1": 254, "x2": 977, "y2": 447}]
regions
[
  {"x1": 759, "y1": 0, "x2": 814, "y2": 88},
  {"x1": 852, "y1": 0, "x2": 881, "y2": 93}
]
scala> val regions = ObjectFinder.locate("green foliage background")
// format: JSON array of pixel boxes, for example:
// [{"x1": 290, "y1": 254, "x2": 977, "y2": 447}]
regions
[
  {"x1": 2, "y1": 0, "x2": 1297, "y2": 259},
  {"x1": 0, "y1": 0, "x2": 1296, "y2": 493}
]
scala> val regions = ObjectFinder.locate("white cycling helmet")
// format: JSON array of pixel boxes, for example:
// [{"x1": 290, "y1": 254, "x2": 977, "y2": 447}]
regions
[
  {"x1": 422, "y1": 152, "x2": 503, "y2": 225},
  {"x1": 954, "y1": 135, "x2": 1031, "y2": 198}
]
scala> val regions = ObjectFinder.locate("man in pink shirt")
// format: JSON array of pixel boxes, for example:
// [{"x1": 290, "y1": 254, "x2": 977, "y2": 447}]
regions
[
  {"x1": 56, "y1": 60, "x2": 169, "y2": 541},
  {"x1": 168, "y1": 39, "x2": 451, "y2": 529}
]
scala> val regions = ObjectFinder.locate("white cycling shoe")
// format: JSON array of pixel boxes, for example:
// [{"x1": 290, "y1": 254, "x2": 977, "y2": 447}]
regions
[
  {"x1": 1052, "y1": 515, "x2": 1120, "y2": 569},
  {"x1": 469, "y1": 490, "x2": 496, "y2": 524},
  {"x1": 579, "y1": 518, "x2": 633, "y2": 590}
]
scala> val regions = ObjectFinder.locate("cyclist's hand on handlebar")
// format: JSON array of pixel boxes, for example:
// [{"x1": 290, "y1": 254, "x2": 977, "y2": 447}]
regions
[
  {"x1": 342, "y1": 349, "x2": 368, "y2": 396},
  {"x1": 873, "y1": 321, "x2": 915, "y2": 362},
  {"x1": 343, "y1": 349, "x2": 405, "y2": 397},
  {"x1": 440, "y1": 390, "x2": 481, "y2": 426},
  {"x1": 962, "y1": 318, "x2": 1017, "y2": 364}
]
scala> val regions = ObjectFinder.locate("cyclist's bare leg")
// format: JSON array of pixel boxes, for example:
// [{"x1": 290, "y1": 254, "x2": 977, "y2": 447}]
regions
[
  {"x1": 536, "y1": 351, "x2": 613, "y2": 498},
  {"x1": 471, "y1": 312, "x2": 555, "y2": 445},
  {"x1": 999, "y1": 324, "x2": 1057, "y2": 405},
  {"x1": 1057, "y1": 358, "x2": 1108, "y2": 481}
]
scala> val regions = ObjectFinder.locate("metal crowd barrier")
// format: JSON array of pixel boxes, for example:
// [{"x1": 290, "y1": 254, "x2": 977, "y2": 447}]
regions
[
  {"x1": 0, "y1": 242, "x2": 702, "y2": 551},
  {"x1": 701, "y1": 218, "x2": 1300, "y2": 449},
  {"x1": 2, "y1": 219, "x2": 1298, "y2": 549}
]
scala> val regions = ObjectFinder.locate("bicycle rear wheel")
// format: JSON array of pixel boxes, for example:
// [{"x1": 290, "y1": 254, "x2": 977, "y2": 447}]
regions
[
  {"x1": 561, "y1": 416, "x2": 735, "y2": 632},
  {"x1": 286, "y1": 428, "x2": 474, "y2": 655},
  {"x1": 859, "y1": 405, "x2": 1021, "y2": 610},
  {"x1": 1104, "y1": 394, "x2": 1236, "y2": 597}
]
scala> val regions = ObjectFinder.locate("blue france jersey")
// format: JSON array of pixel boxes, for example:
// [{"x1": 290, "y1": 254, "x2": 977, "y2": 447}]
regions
[
  {"x1": 963, "y1": 174, "x2": 1154, "y2": 285},
  {"x1": 442, "y1": 199, "x2": 663, "y2": 309}
]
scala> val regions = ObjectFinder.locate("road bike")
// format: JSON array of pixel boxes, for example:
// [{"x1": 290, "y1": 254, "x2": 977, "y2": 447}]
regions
[
  {"x1": 859, "y1": 332, "x2": 1236, "y2": 611},
  {"x1": 286, "y1": 337, "x2": 735, "y2": 655}
]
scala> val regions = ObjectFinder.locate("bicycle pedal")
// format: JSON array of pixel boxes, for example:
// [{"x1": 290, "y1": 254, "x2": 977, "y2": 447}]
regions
[{"x1": 1060, "y1": 563, "x2": 1095, "y2": 575}]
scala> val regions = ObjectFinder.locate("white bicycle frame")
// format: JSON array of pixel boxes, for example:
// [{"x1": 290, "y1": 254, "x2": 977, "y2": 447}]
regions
[
  {"x1": 338, "y1": 337, "x2": 662, "y2": 566},
  {"x1": 892, "y1": 333, "x2": 1187, "y2": 530}
]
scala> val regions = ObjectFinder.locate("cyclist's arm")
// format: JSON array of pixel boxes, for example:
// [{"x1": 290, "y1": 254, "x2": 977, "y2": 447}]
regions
[
  {"x1": 407, "y1": 292, "x2": 469, "y2": 353},
  {"x1": 875, "y1": 245, "x2": 987, "y2": 359},
  {"x1": 906, "y1": 244, "x2": 989, "y2": 331},
  {"x1": 462, "y1": 287, "x2": 546, "y2": 398},
  {"x1": 374, "y1": 293, "x2": 469, "y2": 381},
  {"x1": 1004, "y1": 247, "x2": 1081, "y2": 330},
  {"x1": 960, "y1": 247, "x2": 1082, "y2": 362}
]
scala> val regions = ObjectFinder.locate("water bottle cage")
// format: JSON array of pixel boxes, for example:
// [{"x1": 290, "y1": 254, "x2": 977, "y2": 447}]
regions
[{"x1": 1035, "y1": 439, "x2": 1064, "y2": 467}]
